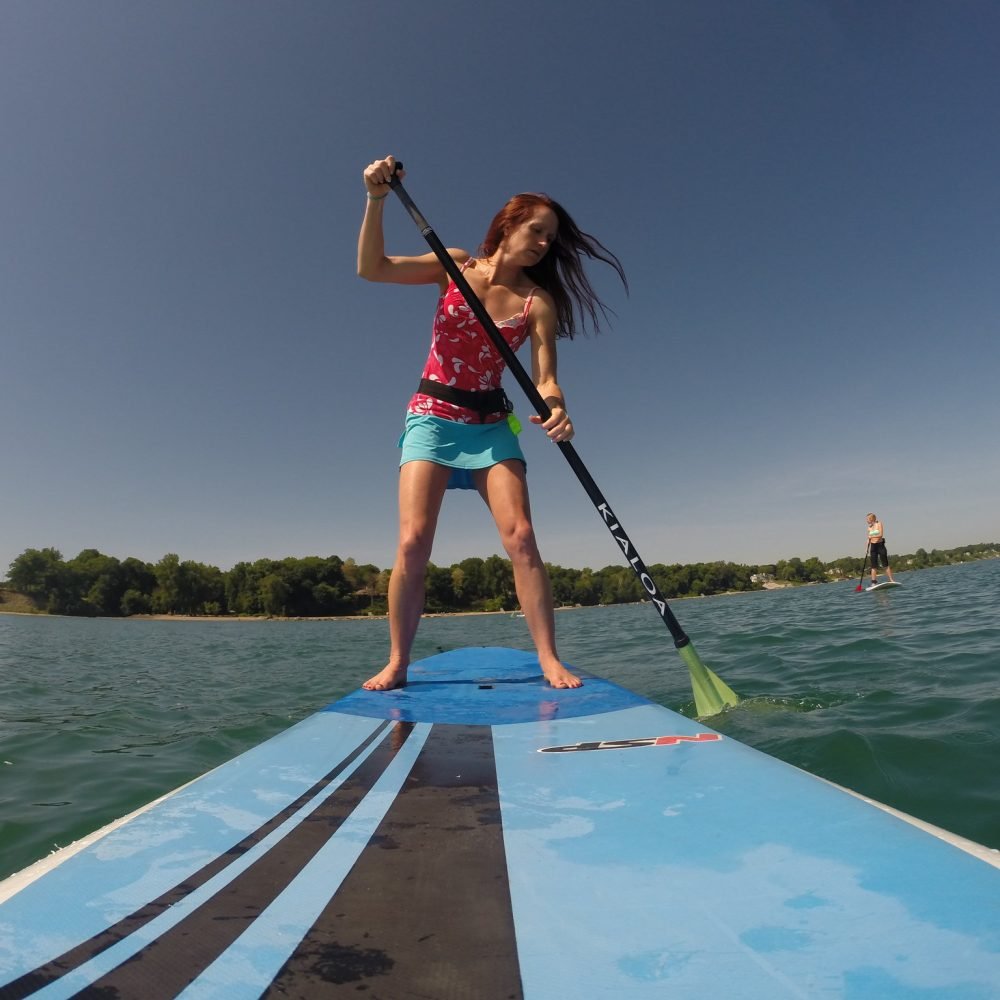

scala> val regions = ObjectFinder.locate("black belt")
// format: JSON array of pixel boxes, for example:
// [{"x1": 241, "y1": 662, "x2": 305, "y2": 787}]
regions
[{"x1": 417, "y1": 378, "x2": 513, "y2": 422}]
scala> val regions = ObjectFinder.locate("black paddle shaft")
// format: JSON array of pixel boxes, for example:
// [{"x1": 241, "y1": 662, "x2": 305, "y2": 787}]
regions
[
  {"x1": 856, "y1": 541, "x2": 871, "y2": 590},
  {"x1": 388, "y1": 169, "x2": 691, "y2": 649}
]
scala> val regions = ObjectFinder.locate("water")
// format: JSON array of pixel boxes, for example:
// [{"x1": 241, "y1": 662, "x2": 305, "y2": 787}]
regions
[{"x1": 2, "y1": 560, "x2": 998, "y2": 880}]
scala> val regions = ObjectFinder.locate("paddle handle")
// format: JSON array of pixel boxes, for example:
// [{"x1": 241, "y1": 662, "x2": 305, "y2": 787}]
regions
[{"x1": 388, "y1": 168, "x2": 691, "y2": 649}]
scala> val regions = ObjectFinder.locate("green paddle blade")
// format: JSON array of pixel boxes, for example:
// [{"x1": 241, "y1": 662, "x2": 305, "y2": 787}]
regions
[{"x1": 677, "y1": 642, "x2": 739, "y2": 717}]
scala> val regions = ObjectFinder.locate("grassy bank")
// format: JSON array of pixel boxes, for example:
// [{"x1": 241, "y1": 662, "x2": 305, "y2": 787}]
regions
[{"x1": 0, "y1": 589, "x2": 40, "y2": 614}]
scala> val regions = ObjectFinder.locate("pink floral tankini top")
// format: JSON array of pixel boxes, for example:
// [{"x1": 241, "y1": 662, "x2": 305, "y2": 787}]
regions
[{"x1": 407, "y1": 260, "x2": 535, "y2": 424}]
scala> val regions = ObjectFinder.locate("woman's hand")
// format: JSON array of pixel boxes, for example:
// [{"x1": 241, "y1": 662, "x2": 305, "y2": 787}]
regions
[
  {"x1": 531, "y1": 406, "x2": 574, "y2": 443},
  {"x1": 363, "y1": 156, "x2": 403, "y2": 199}
]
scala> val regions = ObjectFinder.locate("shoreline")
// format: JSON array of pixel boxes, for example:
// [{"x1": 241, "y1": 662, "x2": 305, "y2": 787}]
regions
[
  {"x1": 0, "y1": 607, "x2": 550, "y2": 623},
  {"x1": 118, "y1": 606, "x2": 583, "y2": 623},
  {"x1": 0, "y1": 587, "x2": 804, "y2": 623}
]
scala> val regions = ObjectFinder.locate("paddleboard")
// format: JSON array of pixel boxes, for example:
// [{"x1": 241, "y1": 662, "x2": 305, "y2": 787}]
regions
[
  {"x1": 2, "y1": 646, "x2": 998, "y2": 999},
  {"x1": 865, "y1": 581, "x2": 902, "y2": 591}
]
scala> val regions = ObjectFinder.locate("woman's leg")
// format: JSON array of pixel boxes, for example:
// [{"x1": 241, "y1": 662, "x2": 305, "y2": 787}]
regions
[
  {"x1": 363, "y1": 461, "x2": 451, "y2": 691},
  {"x1": 476, "y1": 461, "x2": 581, "y2": 688}
]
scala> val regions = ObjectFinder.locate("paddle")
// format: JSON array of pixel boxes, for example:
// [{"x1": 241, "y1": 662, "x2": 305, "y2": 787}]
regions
[
  {"x1": 387, "y1": 165, "x2": 739, "y2": 716},
  {"x1": 855, "y1": 543, "x2": 870, "y2": 592}
]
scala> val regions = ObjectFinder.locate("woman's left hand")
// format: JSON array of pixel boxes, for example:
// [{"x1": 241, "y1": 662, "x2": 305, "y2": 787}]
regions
[{"x1": 531, "y1": 406, "x2": 574, "y2": 443}]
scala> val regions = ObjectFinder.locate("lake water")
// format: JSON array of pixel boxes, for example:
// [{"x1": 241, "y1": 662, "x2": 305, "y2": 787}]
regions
[{"x1": 2, "y1": 559, "x2": 998, "y2": 880}]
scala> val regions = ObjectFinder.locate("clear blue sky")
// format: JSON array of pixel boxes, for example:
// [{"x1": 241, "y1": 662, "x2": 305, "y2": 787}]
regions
[{"x1": 2, "y1": 0, "x2": 997, "y2": 578}]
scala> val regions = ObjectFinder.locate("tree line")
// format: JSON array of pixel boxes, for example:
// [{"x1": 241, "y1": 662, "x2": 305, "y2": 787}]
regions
[{"x1": 2, "y1": 543, "x2": 997, "y2": 619}]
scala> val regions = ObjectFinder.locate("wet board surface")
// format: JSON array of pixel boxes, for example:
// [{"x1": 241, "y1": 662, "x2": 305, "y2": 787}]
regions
[
  {"x1": 866, "y1": 581, "x2": 902, "y2": 591},
  {"x1": 1, "y1": 646, "x2": 999, "y2": 999}
]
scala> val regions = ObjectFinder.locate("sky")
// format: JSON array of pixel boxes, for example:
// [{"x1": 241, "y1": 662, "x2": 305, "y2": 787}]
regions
[{"x1": 2, "y1": 0, "x2": 998, "y2": 579}]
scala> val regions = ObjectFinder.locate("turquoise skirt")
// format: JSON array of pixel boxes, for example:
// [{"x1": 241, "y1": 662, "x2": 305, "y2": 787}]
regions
[{"x1": 398, "y1": 413, "x2": 526, "y2": 490}]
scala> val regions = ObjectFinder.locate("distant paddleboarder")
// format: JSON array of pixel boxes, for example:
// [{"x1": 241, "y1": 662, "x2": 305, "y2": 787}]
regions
[
  {"x1": 866, "y1": 513, "x2": 896, "y2": 586},
  {"x1": 357, "y1": 155, "x2": 627, "y2": 691}
]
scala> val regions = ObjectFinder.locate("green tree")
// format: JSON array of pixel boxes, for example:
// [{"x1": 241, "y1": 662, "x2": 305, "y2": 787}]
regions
[
  {"x1": 311, "y1": 582, "x2": 343, "y2": 615},
  {"x1": 775, "y1": 558, "x2": 804, "y2": 582},
  {"x1": 424, "y1": 563, "x2": 455, "y2": 611},
  {"x1": 260, "y1": 574, "x2": 290, "y2": 616},
  {"x1": 121, "y1": 557, "x2": 156, "y2": 604},
  {"x1": 374, "y1": 568, "x2": 391, "y2": 613},
  {"x1": 451, "y1": 567, "x2": 468, "y2": 605},
  {"x1": 226, "y1": 558, "x2": 279, "y2": 615},
  {"x1": 482, "y1": 555, "x2": 515, "y2": 608},
  {"x1": 457, "y1": 557, "x2": 486, "y2": 604},
  {"x1": 802, "y1": 557, "x2": 826, "y2": 583},
  {"x1": 828, "y1": 556, "x2": 861, "y2": 579},
  {"x1": 546, "y1": 564, "x2": 577, "y2": 606},
  {"x1": 121, "y1": 588, "x2": 152, "y2": 616},
  {"x1": 654, "y1": 563, "x2": 693, "y2": 598},
  {"x1": 353, "y1": 562, "x2": 381, "y2": 609},
  {"x1": 573, "y1": 569, "x2": 599, "y2": 606},
  {"x1": 184, "y1": 560, "x2": 226, "y2": 614},
  {"x1": 152, "y1": 554, "x2": 184, "y2": 613},
  {"x1": 599, "y1": 567, "x2": 640, "y2": 605},
  {"x1": 7, "y1": 548, "x2": 72, "y2": 610},
  {"x1": 150, "y1": 555, "x2": 220, "y2": 614},
  {"x1": 69, "y1": 549, "x2": 125, "y2": 616}
]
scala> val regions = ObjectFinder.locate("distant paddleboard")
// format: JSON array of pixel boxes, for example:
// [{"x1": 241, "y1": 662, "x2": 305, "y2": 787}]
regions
[{"x1": 866, "y1": 581, "x2": 902, "y2": 591}]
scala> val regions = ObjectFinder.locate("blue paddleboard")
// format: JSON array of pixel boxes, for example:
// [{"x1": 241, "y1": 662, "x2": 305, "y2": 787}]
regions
[{"x1": 1, "y1": 646, "x2": 998, "y2": 998}]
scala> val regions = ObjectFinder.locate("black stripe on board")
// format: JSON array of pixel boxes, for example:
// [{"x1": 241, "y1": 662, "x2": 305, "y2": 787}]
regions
[
  {"x1": 0, "y1": 719, "x2": 394, "y2": 1000},
  {"x1": 68, "y1": 721, "x2": 417, "y2": 999},
  {"x1": 263, "y1": 724, "x2": 523, "y2": 1000}
]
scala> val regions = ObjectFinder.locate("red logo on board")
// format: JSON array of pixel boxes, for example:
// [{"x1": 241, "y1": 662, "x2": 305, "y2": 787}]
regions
[{"x1": 538, "y1": 732, "x2": 722, "y2": 753}]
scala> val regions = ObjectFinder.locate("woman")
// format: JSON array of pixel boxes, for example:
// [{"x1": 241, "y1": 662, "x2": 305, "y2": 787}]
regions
[
  {"x1": 357, "y1": 155, "x2": 626, "y2": 691},
  {"x1": 866, "y1": 513, "x2": 896, "y2": 585}
]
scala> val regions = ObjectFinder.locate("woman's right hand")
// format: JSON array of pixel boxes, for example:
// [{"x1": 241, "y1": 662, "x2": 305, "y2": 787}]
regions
[{"x1": 363, "y1": 156, "x2": 403, "y2": 200}]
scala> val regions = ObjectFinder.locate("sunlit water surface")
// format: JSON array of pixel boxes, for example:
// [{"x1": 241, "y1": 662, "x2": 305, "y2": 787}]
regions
[{"x1": 2, "y1": 559, "x2": 998, "y2": 878}]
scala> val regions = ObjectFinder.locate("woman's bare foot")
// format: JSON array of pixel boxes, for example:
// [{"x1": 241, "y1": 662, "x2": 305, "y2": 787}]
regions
[
  {"x1": 362, "y1": 663, "x2": 408, "y2": 691},
  {"x1": 540, "y1": 655, "x2": 582, "y2": 689}
]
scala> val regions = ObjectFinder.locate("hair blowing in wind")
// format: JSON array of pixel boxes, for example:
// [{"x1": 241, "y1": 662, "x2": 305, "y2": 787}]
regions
[{"x1": 479, "y1": 193, "x2": 628, "y2": 340}]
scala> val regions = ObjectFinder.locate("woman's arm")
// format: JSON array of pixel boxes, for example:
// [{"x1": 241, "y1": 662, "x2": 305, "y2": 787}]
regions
[
  {"x1": 528, "y1": 293, "x2": 574, "y2": 443},
  {"x1": 357, "y1": 156, "x2": 467, "y2": 288}
]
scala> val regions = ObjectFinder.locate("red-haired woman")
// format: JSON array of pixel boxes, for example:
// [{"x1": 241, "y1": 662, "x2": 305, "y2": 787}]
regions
[{"x1": 357, "y1": 155, "x2": 626, "y2": 691}]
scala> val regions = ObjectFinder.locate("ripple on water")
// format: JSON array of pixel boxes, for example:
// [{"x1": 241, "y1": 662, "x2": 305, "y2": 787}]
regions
[{"x1": 1, "y1": 559, "x2": 998, "y2": 878}]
